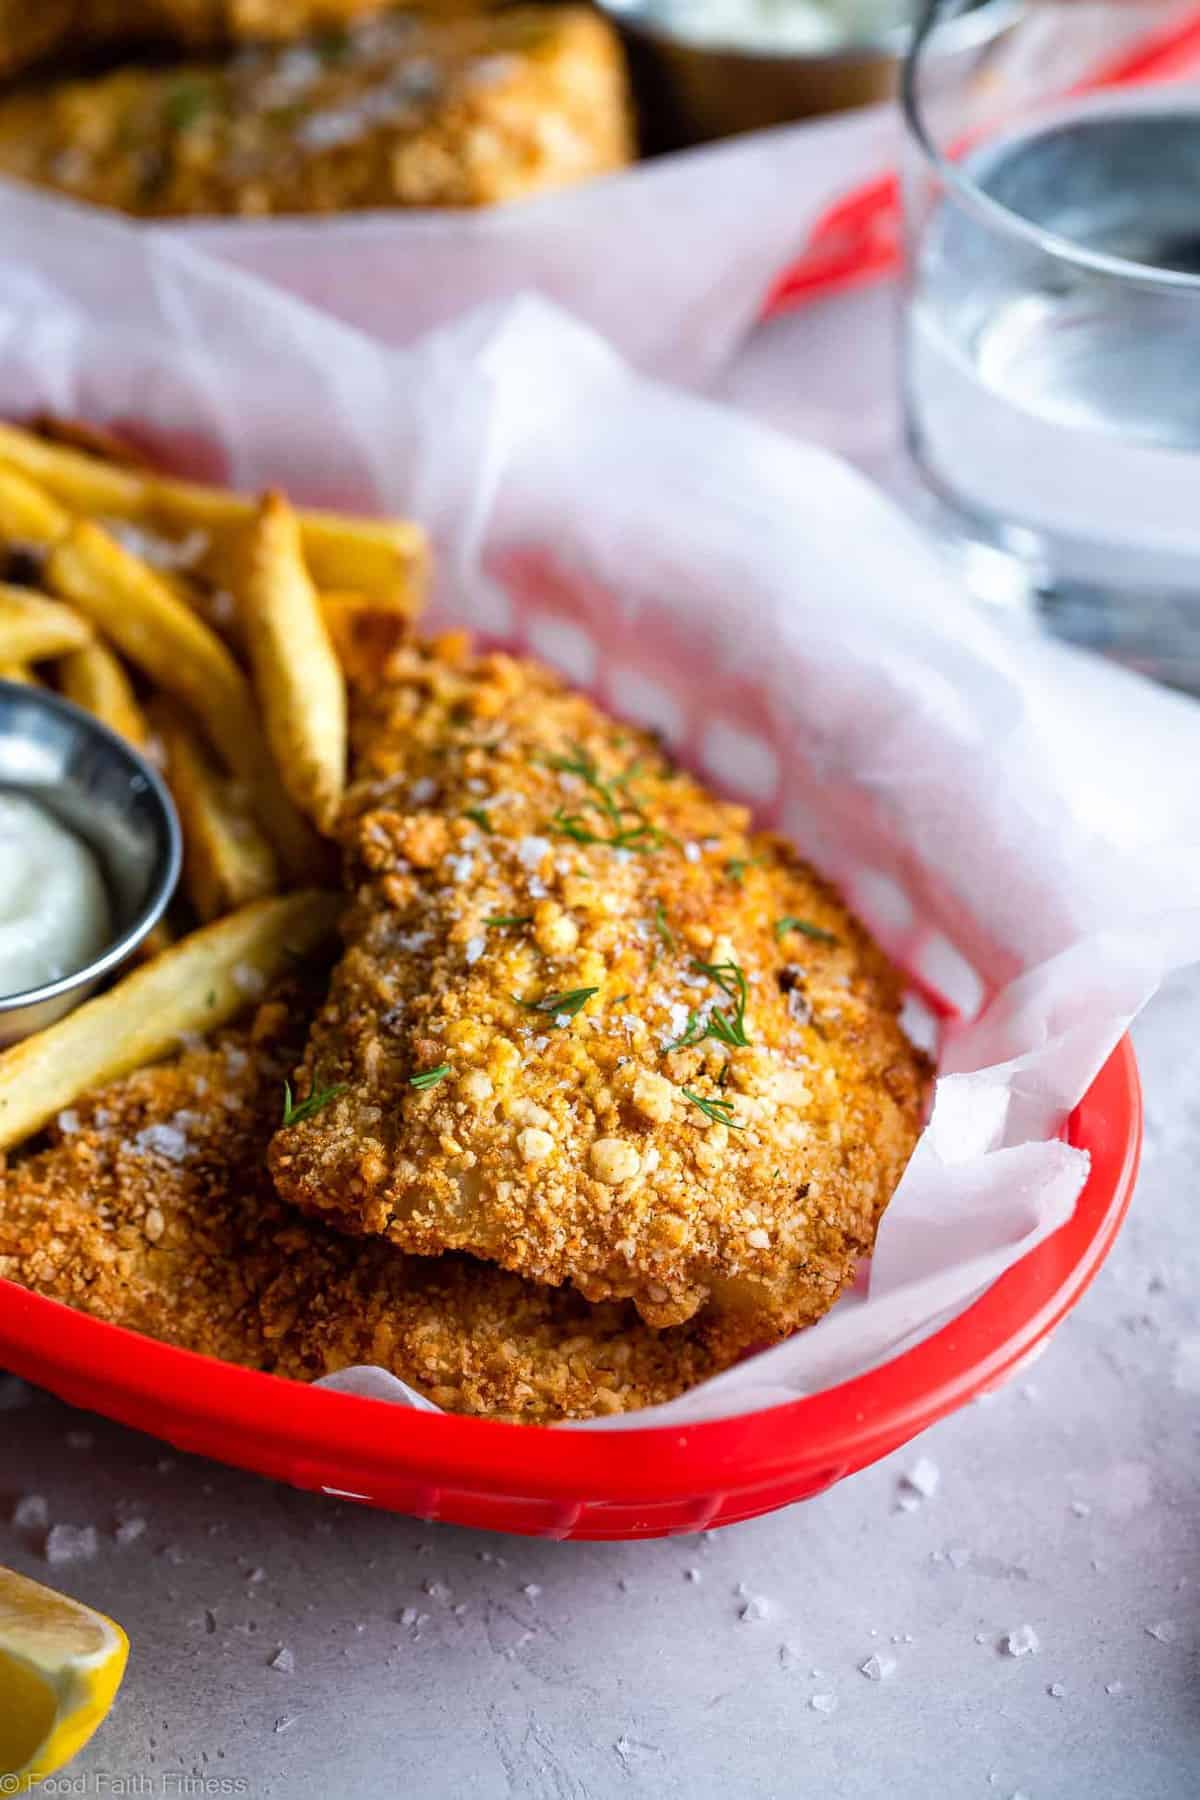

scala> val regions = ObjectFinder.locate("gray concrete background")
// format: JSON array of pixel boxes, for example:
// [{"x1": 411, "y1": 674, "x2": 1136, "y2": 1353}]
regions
[{"x1": 3, "y1": 963, "x2": 1197, "y2": 1800}]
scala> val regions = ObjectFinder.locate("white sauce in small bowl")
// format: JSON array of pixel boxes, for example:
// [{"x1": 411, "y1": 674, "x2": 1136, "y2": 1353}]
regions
[{"x1": 0, "y1": 793, "x2": 112, "y2": 998}]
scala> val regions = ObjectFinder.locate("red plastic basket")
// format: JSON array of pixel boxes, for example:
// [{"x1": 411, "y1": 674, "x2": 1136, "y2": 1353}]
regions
[{"x1": 0, "y1": 1037, "x2": 1139, "y2": 1539}]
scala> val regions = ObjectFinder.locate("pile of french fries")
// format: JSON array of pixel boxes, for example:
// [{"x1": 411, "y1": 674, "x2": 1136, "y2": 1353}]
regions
[{"x1": 0, "y1": 418, "x2": 427, "y2": 1150}]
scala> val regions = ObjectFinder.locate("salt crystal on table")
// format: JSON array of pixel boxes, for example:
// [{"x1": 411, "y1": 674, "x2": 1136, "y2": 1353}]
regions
[
  {"x1": 13, "y1": 1494, "x2": 48, "y2": 1530},
  {"x1": 947, "y1": 1547, "x2": 972, "y2": 1570},
  {"x1": 1048, "y1": 1683, "x2": 1066, "y2": 1699},
  {"x1": 901, "y1": 1457, "x2": 940, "y2": 1499},
  {"x1": 44, "y1": 1524, "x2": 98, "y2": 1565},
  {"x1": 1105, "y1": 1681, "x2": 1123, "y2": 1696},
  {"x1": 246, "y1": 1567, "x2": 266, "y2": 1583},
  {"x1": 521, "y1": 1584, "x2": 542, "y2": 1600},
  {"x1": 1145, "y1": 1621, "x2": 1177, "y2": 1644},
  {"x1": 859, "y1": 1654, "x2": 896, "y2": 1682},
  {"x1": 1002, "y1": 1625, "x2": 1040, "y2": 1657},
  {"x1": 274, "y1": 1717, "x2": 297, "y2": 1735},
  {"x1": 114, "y1": 1517, "x2": 146, "y2": 1546},
  {"x1": 270, "y1": 1647, "x2": 294, "y2": 1673},
  {"x1": 685, "y1": 1568, "x2": 702, "y2": 1584},
  {"x1": 809, "y1": 1694, "x2": 838, "y2": 1714},
  {"x1": 779, "y1": 1643, "x2": 803, "y2": 1669},
  {"x1": 1069, "y1": 1501, "x2": 1091, "y2": 1518},
  {"x1": 400, "y1": 1608, "x2": 419, "y2": 1626},
  {"x1": 423, "y1": 1579, "x2": 451, "y2": 1602},
  {"x1": 740, "y1": 1596, "x2": 770, "y2": 1623}
]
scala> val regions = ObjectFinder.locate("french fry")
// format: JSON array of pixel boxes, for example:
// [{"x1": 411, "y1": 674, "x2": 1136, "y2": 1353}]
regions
[
  {"x1": 320, "y1": 590, "x2": 412, "y2": 685},
  {"x1": 44, "y1": 519, "x2": 324, "y2": 883},
  {"x1": 0, "y1": 460, "x2": 70, "y2": 546},
  {"x1": 154, "y1": 698, "x2": 279, "y2": 922},
  {"x1": 240, "y1": 492, "x2": 346, "y2": 833},
  {"x1": 0, "y1": 422, "x2": 429, "y2": 604},
  {"x1": 57, "y1": 641, "x2": 148, "y2": 746},
  {"x1": 32, "y1": 413, "x2": 153, "y2": 470},
  {"x1": 0, "y1": 586, "x2": 91, "y2": 663},
  {"x1": 0, "y1": 891, "x2": 341, "y2": 1151}
]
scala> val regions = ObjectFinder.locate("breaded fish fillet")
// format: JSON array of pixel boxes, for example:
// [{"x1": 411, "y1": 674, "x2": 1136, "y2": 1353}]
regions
[
  {"x1": 270, "y1": 634, "x2": 929, "y2": 1341},
  {"x1": 0, "y1": 982, "x2": 727, "y2": 1422},
  {"x1": 0, "y1": 6, "x2": 631, "y2": 216}
]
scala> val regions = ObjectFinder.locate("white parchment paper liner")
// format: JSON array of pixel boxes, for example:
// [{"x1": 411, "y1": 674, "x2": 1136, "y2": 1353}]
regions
[{"x1": 1, "y1": 188, "x2": 1197, "y2": 1427}]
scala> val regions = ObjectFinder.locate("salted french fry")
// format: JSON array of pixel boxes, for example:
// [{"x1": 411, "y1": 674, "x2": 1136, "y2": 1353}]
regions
[
  {"x1": 320, "y1": 590, "x2": 412, "y2": 684},
  {"x1": 0, "y1": 586, "x2": 91, "y2": 663},
  {"x1": 0, "y1": 422, "x2": 428, "y2": 604},
  {"x1": 32, "y1": 413, "x2": 153, "y2": 469},
  {"x1": 240, "y1": 492, "x2": 346, "y2": 833},
  {"x1": 154, "y1": 699, "x2": 279, "y2": 922},
  {"x1": 0, "y1": 891, "x2": 341, "y2": 1151},
  {"x1": 0, "y1": 460, "x2": 71, "y2": 545},
  {"x1": 44, "y1": 519, "x2": 324, "y2": 883},
  {"x1": 57, "y1": 641, "x2": 148, "y2": 746}
]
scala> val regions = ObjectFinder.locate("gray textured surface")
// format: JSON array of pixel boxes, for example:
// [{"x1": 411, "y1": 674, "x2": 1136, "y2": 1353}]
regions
[{"x1": 3, "y1": 967, "x2": 1198, "y2": 1800}]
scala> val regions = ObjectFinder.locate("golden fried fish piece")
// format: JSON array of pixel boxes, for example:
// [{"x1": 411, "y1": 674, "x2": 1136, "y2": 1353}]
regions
[
  {"x1": 0, "y1": 982, "x2": 729, "y2": 1423},
  {"x1": 0, "y1": 6, "x2": 632, "y2": 216},
  {"x1": 270, "y1": 635, "x2": 930, "y2": 1343}
]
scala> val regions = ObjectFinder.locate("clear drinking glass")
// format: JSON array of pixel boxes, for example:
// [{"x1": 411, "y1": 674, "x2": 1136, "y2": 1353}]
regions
[{"x1": 900, "y1": 0, "x2": 1200, "y2": 689}]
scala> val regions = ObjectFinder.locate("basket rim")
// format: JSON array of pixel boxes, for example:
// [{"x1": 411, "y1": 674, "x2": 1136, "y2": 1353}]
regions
[{"x1": 0, "y1": 1036, "x2": 1141, "y2": 1505}]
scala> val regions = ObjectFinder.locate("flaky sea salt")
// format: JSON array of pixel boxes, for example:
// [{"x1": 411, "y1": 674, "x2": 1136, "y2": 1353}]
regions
[
  {"x1": 465, "y1": 936, "x2": 486, "y2": 966},
  {"x1": 859, "y1": 1655, "x2": 896, "y2": 1682},
  {"x1": 901, "y1": 1457, "x2": 940, "y2": 1499},
  {"x1": 13, "y1": 1494, "x2": 48, "y2": 1530},
  {"x1": 133, "y1": 1123, "x2": 190, "y2": 1162},
  {"x1": 1048, "y1": 1683, "x2": 1066, "y2": 1699},
  {"x1": 1145, "y1": 1621, "x2": 1177, "y2": 1644},
  {"x1": 114, "y1": 1517, "x2": 146, "y2": 1546},
  {"x1": 232, "y1": 962, "x2": 266, "y2": 998},
  {"x1": 809, "y1": 1694, "x2": 838, "y2": 1714},
  {"x1": 45, "y1": 1524, "x2": 98, "y2": 1565},
  {"x1": 1003, "y1": 1625, "x2": 1040, "y2": 1657},
  {"x1": 517, "y1": 835, "x2": 550, "y2": 869},
  {"x1": 740, "y1": 1596, "x2": 770, "y2": 1623},
  {"x1": 270, "y1": 1646, "x2": 294, "y2": 1673},
  {"x1": 522, "y1": 1583, "x2": 542, "y2": 1600}
]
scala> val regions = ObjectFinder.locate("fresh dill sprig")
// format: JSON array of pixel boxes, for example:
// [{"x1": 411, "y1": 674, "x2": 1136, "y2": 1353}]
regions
[
  {"x1": 463, "y1": 807, "x2": 492, "y2": 833},
  {"x1": 513, "y1": 986, "x2": 599, "y2": 1022},
  {"x1": 654, "y1": 902, "x2": 674, "y2": 947},
  {"x1": 543, "y1": 739, "x2": 669, "y2": 854},
  {"x1": 774, "y1": 917, "x2": 838, "y2": 945},
  {"x1": 665, "y1": 960, "x2": 752, "y2": 1053},
  {"x1": 682, "y1": 1088, "x2": 745, "y2": 1129},
  {"x1": 281, "y1": 1077, "x2": 347, "y2": 1127},
  {"x1": 409, "y1": 1063, "x2": 451, "y2": 1091},
  {"x1": 485, "y1": 914, "x2": 532, "y2": 928},
  {"x1": 725, "y1": 855, "x2": 763, "y2": 884}
]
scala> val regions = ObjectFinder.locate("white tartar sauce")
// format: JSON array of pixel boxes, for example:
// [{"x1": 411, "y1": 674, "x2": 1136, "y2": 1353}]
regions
[{"x1": 0, "y1": 793, "x2": 112, "y2": 998}]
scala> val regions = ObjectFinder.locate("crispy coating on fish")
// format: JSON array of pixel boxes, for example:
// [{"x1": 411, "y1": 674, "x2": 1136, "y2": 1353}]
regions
[
  {"x1": 0, "y1": 6, "x2": 632, "y2": 216},
  {"x1": 270, "y1": 634, "x2": 930, "y2": 1342},
  {"x1": 0, "y1": 984, "x2": 728, "y2": 1422}
]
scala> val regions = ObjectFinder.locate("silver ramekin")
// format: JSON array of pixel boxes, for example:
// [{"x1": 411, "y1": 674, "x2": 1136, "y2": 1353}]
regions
[
  {"x1": 0, "y1": 680, "x2": 181, "y2": 1045},
  {"x1": 600, "y1": 0, "x2": 1018, "y2": 149}
]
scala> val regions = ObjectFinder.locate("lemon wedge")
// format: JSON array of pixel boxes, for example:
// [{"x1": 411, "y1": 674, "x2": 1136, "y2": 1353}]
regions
[{"x1": 0, "y1": 1565, "x2": 129, "y2": 1790}]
